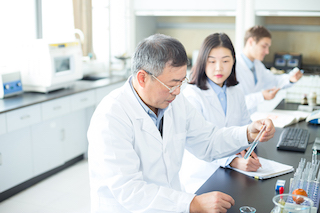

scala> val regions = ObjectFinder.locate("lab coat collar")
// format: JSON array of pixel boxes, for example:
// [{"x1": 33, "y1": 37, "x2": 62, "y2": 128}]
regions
[{"x1": 124, "y1": 76, "x2": 173, "y2": 144}]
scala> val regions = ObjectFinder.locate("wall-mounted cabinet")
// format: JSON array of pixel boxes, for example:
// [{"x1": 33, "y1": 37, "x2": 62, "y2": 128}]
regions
[
  {"x1": 132, "y1": 0, "x2": 320, "y2": 67},
  {"x1": 255, "y1": 0, "x2": 320, "y2": 12},
  {"x1": 134, "y1": 0, "x2": 236, "y2": 12}
]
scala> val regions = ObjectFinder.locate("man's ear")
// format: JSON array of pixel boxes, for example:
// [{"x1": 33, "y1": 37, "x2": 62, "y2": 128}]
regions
[
  {"x1": 136, "y1": 70, "x2": 148, "y2": 88},
  {"x1": 247, "y1": 37, "x2": 255, "y2": 46}
]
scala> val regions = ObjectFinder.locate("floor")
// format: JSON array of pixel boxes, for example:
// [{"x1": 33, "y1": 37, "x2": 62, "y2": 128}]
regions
[{"x1": 0, "y1": 160, "x2": 90, "y2": 213}]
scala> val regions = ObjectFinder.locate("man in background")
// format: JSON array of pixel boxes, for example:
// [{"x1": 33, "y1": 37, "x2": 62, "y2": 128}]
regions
[{"x1": 236, "y1": 25, "x2": 303, "y2": 114}]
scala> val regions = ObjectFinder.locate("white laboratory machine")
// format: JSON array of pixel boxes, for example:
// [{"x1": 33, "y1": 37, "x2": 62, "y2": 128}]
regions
[{"x1": 19, "y1": 39, "x2": 83, "y2": 93}]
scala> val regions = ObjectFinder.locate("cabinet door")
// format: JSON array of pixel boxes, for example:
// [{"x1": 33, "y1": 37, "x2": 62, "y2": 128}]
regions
[
  {"x1": 31, "y1": 118, "x2": 64, "y2": 176},
  {"x1": 62, "y1": 110, "x2": 87, "y2": 162},
  {"x1": 0, "y1": 128, "x2": 33, "y2": 193},
  {"x1": 0, "y1": 113, "x2": 6, "y2": 135}
]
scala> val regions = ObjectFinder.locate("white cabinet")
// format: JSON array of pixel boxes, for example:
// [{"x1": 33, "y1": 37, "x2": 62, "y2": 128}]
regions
[
  {"x1": 31, "y1": 93, "x2": 94, "y2": 175},
  {"x1": 255, "y1": 0, "x2": 320, "y2": 12},
  {"x1": 31, "y1": 117, "x2": 64, "y2": 176},
  {"x1": 0, "y1": 113, "x2": 6, "y2": 135},
  {"x1": 62, "y1": 110, "x2": 88, "y2": 162},
  {"x1": 134, "y1": 0, "x2": 236, "y2": 11},
  {"x1": 0, "y1": 127, "x2": 33, "y2": 193},
  {"x1": 0, "y1": 82, "x2": 124, "y2": 197}
]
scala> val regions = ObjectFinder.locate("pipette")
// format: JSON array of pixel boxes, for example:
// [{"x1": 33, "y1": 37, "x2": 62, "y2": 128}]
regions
[{"x1": 244, "y1": 125, "x2": 266, "y2": 160}]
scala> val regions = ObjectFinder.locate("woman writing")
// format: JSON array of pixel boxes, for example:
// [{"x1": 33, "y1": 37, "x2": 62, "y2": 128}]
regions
[{"x1": 180, "y1": 33, "x2": 261, "y2": 193}]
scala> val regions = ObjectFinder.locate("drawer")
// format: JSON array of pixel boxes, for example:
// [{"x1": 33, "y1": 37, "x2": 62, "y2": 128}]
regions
[
  {"x1": 41, "y1": 96, "x2": 70, "y2": 121},
  {"x1": 6, "y1": 104, "x2": 41, "y2": 132},
  {"x1": 0, "y1": 113, "x2": 6, "y2": 135},
  {"x1": 70, "y1": 90, "x2": 95, "y2": 111}
]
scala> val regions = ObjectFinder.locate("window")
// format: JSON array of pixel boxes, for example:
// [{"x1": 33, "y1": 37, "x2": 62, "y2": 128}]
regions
[{"x1": 0, "y1": 0, "x2": 37, "y2": 70}]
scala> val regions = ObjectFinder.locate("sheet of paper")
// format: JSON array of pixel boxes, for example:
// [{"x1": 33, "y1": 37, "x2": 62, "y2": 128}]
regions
[
  {"x1": 230, "y1": 157, "x2": 294, "y2": 179},
  {"x1": 251, "y1": 110, "x2": 310, "y2": 128}
]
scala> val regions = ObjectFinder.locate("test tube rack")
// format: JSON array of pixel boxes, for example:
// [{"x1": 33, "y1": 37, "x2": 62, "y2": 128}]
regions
[{"x1": 289, "y1": 157, "x2": 320, "y2": 211}]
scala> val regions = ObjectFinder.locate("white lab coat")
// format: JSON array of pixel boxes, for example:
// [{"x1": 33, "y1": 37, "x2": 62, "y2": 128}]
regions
[
  {"x1": 180, "y1": 83, "x2": 251, "y2": 193},
  {"x1": 236, "y1": 54, "x2": 292, "y2": 113},
  {"x1": 87, "y1": 77, "x2": 250, "y2": 213}
]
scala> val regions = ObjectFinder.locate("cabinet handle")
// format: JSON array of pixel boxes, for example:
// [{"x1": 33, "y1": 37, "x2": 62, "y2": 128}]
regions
[
  {"x1": 53, "y1": 106, "x2": 62, "y2": 110},
  {"x1": 20, "y1": 115, "x2": 30, "y2": 120}
]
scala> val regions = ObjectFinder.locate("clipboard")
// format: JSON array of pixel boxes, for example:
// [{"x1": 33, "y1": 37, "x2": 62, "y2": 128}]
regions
[{"x1": 230, "y1": 157, "x2": 294, "y2": 180}]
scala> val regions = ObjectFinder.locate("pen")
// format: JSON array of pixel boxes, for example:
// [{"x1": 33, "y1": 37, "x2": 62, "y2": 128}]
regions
[
  {"x1": 244, "y1": 149, "x2": 255, "y2": 159},
  {"x1": 244, "y1": 125, "x2": 266, "y2": 160},
  {"x1": 243, "y1": 148, "x2": 263, "y2": 169}
]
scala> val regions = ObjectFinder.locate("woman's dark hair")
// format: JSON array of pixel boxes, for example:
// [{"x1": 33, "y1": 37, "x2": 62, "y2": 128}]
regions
[{"x1": 190, "y1": 33, "x2": 238, "y2": 90}]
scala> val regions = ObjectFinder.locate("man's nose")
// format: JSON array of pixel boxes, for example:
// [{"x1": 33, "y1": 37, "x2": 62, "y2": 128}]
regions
[
  {"x1": 171, "y1": 86, "x2": 181, "y2": 95},
  {"x1": 266, "y1": 47, "x2": 269, "y2": 55}
]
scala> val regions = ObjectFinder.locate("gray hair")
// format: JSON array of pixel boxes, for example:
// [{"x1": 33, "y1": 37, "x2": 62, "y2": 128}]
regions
[{"x1": 131, "y1": 34, "x2": 189, "y2": 77}]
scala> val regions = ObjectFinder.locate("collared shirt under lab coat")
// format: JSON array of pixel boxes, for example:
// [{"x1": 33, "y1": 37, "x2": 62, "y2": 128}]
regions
[
  {"x1": 87, "y1": 77, "x2": 250, "y2": 213},
  {"x1": 180, "y1": 82, "x2": 251, "y2": 193},
  {"x1": 236, "y1": 54, "x2": 292, "y2": 114}
]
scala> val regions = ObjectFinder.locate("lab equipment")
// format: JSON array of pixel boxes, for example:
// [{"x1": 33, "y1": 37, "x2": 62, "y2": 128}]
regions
[
  {"x1": 290, "y1": 157, "x2": 320, "y2": 210},
  {"x1": 271, "y1": 194, "x2": 313, "y2": 213},
  {"x1": 306, "y1": 110, "x2": 320, "y2": 125},
  {"x1": 0, "y1": 70, "x2": 23, "y2": 99},
  {"x1": 276, "y1": 128, "x2": 310, "y2": 152},
  {"x1": 239, "y1": 206, "x2": 256, "y2": 213},
  {"x1": 19, "y1": 39, "x2": 83, "y2": 93},
  {"x1": 308, "y1": 92, "x2": 317, "y2": 107},
  {"x1": 312, "y1": 138, "x2": 320, "y2": 152},
  {"x1": 244, "y1": 125, "x2": 266, "y2": 159},
  {"x1": 301, "y1": 94, "x2": 308, "y2": 105},
  {"x1": 275, "y1": 180, "x2": 286, "y2": 192},
  {"x1": 273, "y1": 53, "x2": 302, "y2": 73}
]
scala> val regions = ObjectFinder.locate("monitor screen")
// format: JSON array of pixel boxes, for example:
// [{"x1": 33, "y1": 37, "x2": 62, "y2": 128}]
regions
[{"x1": 54, "y1": 56, "x2": 71, "y2": 73}]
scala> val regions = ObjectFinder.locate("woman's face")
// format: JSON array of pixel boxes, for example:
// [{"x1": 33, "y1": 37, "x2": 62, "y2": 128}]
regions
[{"x1": 205, "y1": 47, "x2": 234, "y2": 87}]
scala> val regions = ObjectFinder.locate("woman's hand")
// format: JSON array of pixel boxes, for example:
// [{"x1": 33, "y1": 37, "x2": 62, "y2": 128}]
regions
[{"x1": 230, "y1": 151, "x2": 261, "y2": 172}]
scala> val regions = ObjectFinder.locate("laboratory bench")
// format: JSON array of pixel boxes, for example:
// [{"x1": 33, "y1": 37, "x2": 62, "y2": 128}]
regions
[
  {"x1": 196, "y1": 101, "x2": 320, "y2": 212},
  {"x1": 0, "y1": 76, "x2": 126, "y2": 202}
]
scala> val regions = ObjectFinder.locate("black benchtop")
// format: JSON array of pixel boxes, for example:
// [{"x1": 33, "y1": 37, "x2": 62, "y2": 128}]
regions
[{"x1": 0, "y1": 76, "x2": 126, "y2": 114}]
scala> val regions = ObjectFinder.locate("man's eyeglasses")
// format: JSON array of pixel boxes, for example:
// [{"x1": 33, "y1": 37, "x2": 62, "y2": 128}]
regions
[{"x1": 145, "y1": 70, "x2": 189, "y2": 94}]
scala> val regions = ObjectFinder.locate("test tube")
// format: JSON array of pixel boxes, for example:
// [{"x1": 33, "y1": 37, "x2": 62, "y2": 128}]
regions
[
  {"x1": 312, "y1": 149, "x2": 317, "y2": 165},
  {"x1": 314, "y1": 161, "x2": 320, "y2": 180},
  {"x1": 312, "y1": 181, "x2": 320, "y2": 208}
]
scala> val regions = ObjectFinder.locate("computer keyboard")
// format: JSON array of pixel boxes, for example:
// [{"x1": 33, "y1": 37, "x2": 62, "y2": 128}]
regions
[{"x1": 277, "y1": 127, "x2": 310, "y2": 152}]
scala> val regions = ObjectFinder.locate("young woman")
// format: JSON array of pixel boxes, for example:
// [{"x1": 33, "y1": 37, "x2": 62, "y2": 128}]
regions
[{"x1": 180, "y1": 33, "x2": 262, "y2": 193}]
